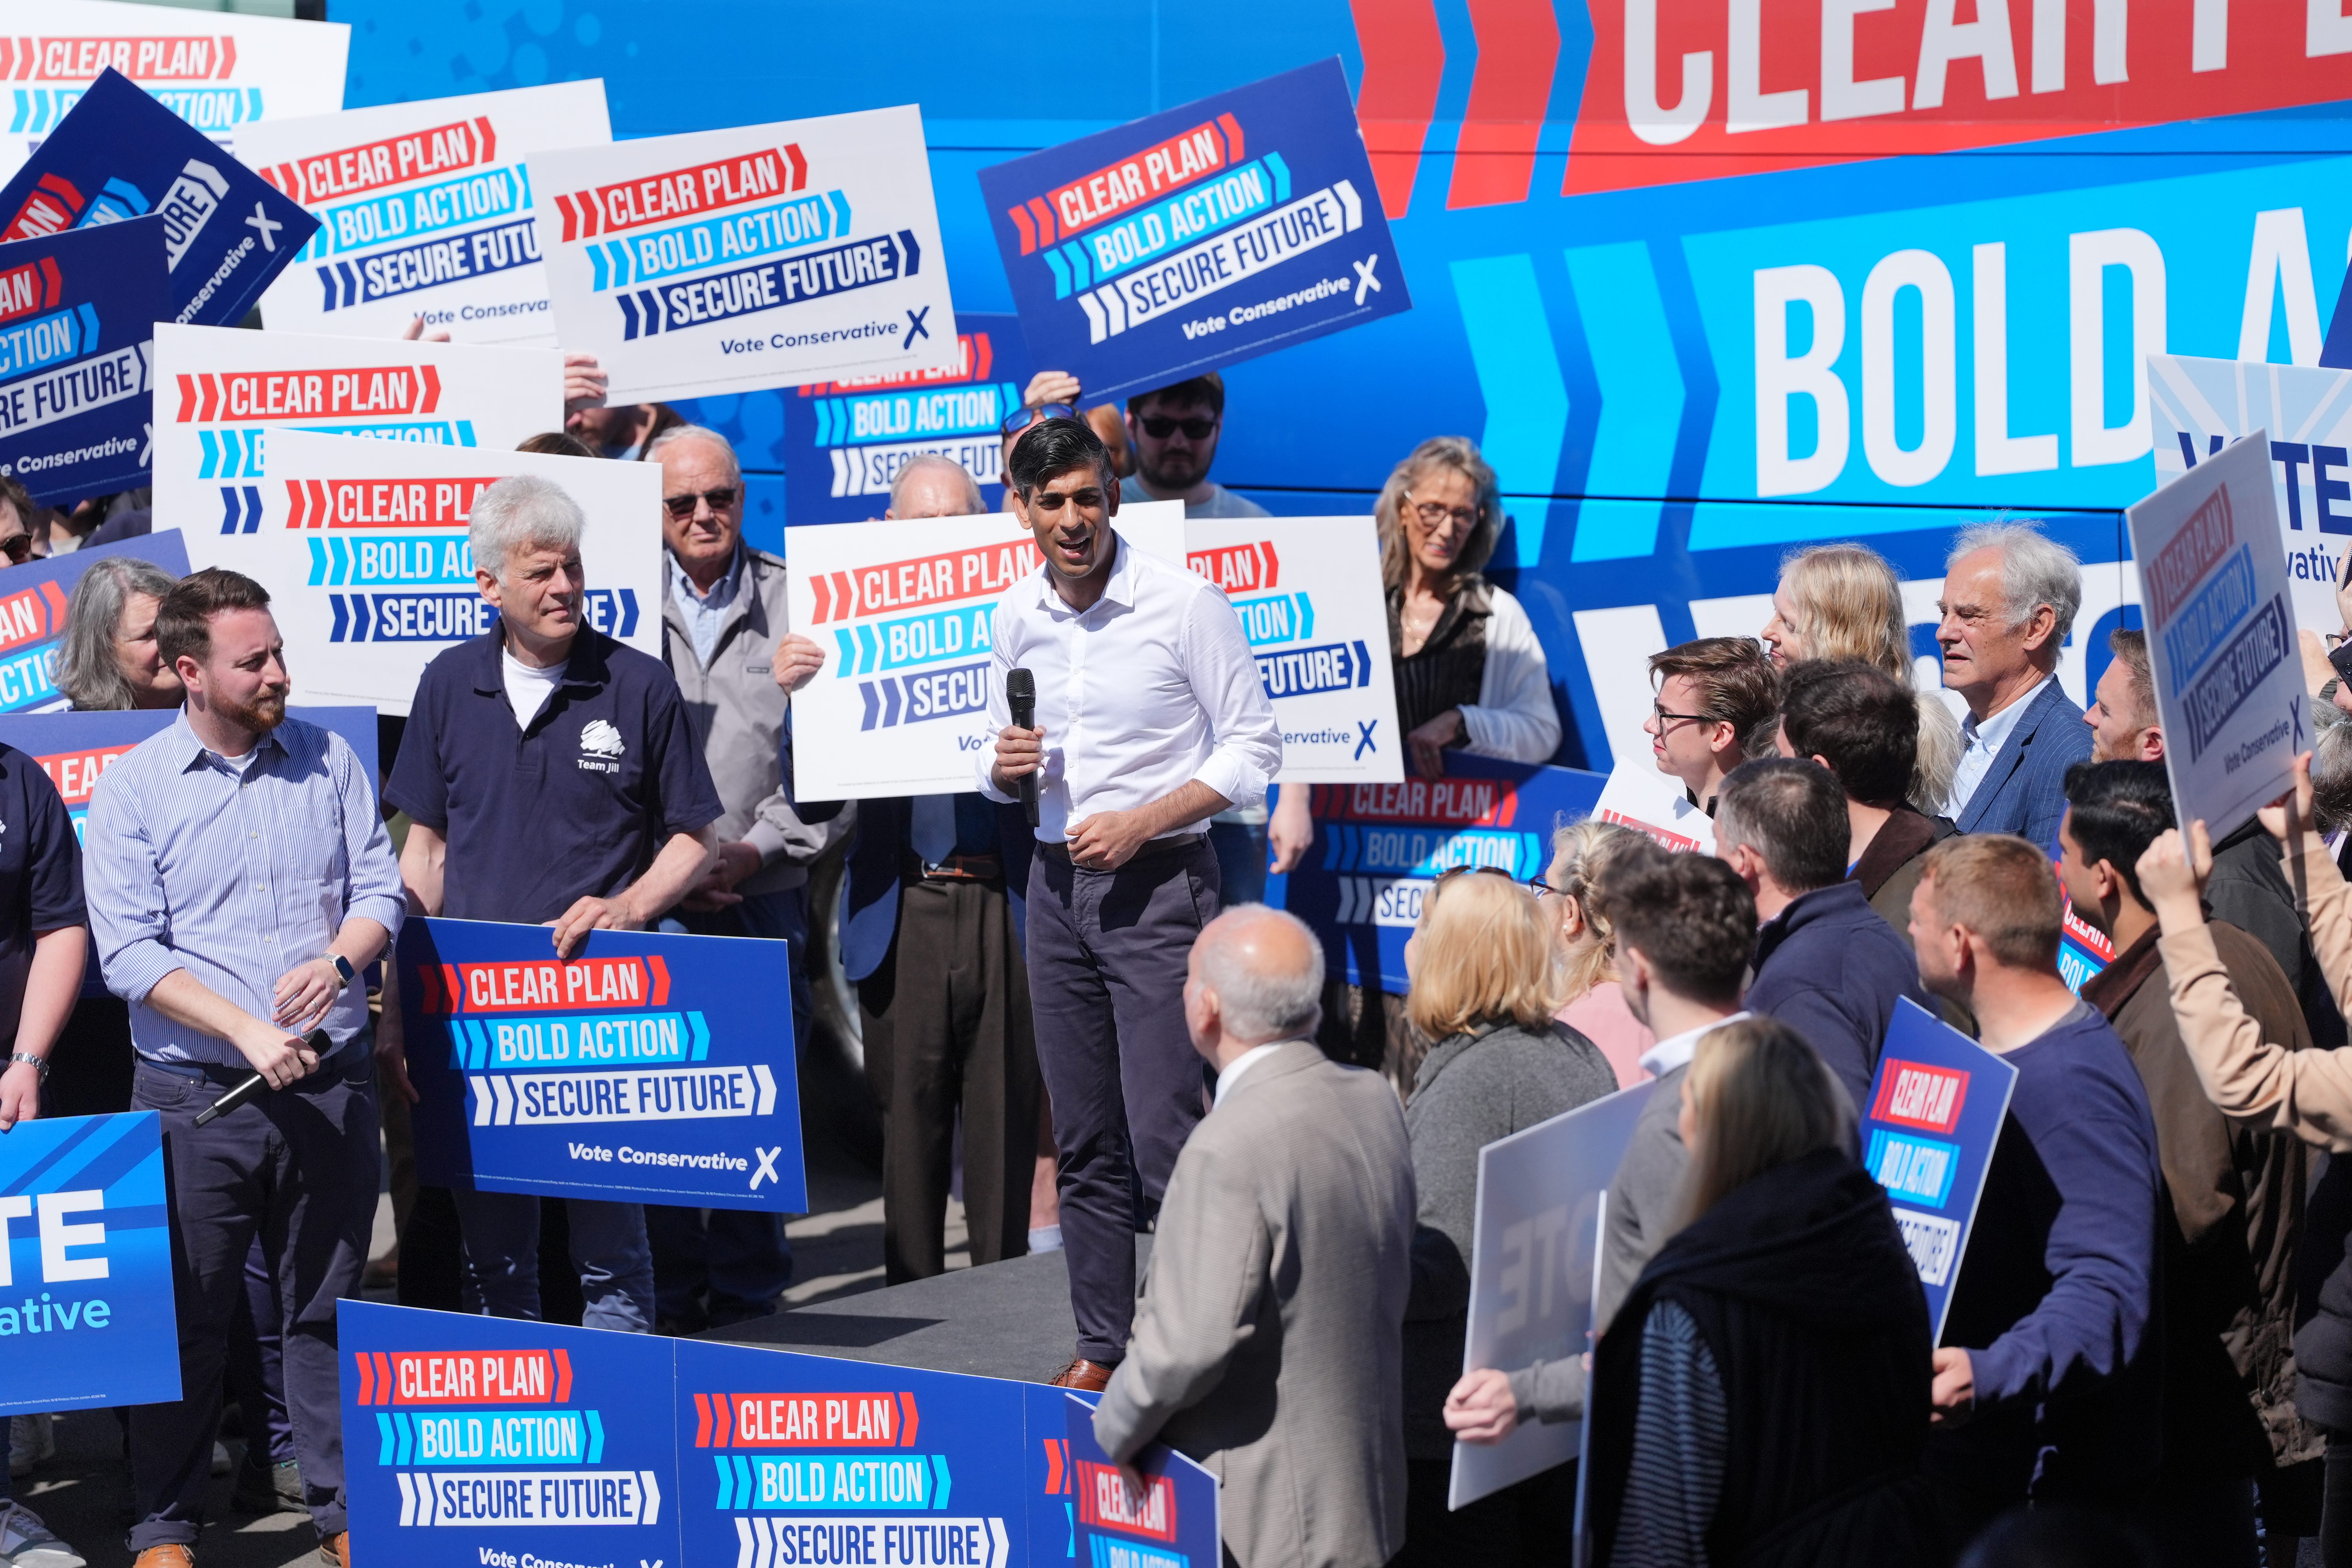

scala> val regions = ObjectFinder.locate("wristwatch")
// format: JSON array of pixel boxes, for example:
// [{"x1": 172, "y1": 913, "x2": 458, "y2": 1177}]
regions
[
  {"x1": 7, "y1": 1052, "x2": 47, "y2": 1083},
  {"x1": 330, "y1": 954, "x2": 357, "y2": 990}
]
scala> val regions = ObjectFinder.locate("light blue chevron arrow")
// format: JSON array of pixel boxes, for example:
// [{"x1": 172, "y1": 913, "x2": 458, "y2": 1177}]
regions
[
  {"x1": 376, "y1": 1413, "x2": 396, "y2": 1467},
  {"x1": 688, "y1": 1012, "x2": 710, "y2": 1061},
  {"x1": 829, "y1": 190, "x2": 852, "y2": 236},
  {"x1": 394, "y1": 1412, "x2": 413, "y2": 1466},
  {"x1": 931, "y1": 1454, "x2": 951, "y2": 1509},
  {"x1": 1564, "y1": 241, "x2": 1685, "y2": 561},
  {"x1": 1042, "y1": 248, "x2": 1071, "y2": 300},
  {"x1": 1450, "y1": 253, "x2": 1564, "y2": 568},
  {"x1": 585, "y1": 1410, "x2": 604, "y2": 1463},
  {"x1": 307, "y1": 537, "x2": 330, "y2": 586},
  {"x1": 714, "y1": 1453, "x2": 735, "y2": 1510}
]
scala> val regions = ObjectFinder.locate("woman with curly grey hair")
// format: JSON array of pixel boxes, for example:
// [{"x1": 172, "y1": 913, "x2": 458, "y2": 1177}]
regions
[{"x1": 57, "y1": 554, "x2": 181, "y2": 711}]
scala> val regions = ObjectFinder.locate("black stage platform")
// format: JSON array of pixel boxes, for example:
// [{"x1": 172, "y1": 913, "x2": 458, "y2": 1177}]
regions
[{"x1": 701, "y1": 1241, "x2": 1150, "y2": 1381}]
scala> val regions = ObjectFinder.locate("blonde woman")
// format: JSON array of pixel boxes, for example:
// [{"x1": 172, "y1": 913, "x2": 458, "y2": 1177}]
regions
[
  {"x1": 1393, "y1": 868, "x2": 1615, "y2": 1565},
  {"x1": 1586, "y1": 1016, "x2": 1935, "y2": 1566},
  {"x1": 1546, "y1": 820, "x2": 1655, "y2": 1088},
  {"x1": 1759, "y1": 541, "x2": 1961, "y2": 814}
]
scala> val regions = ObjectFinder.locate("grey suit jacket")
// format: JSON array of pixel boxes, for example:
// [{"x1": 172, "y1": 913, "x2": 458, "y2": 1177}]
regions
[{"x1": 1094, "y1": 1040, "x2": 1416, "y2": 1568}]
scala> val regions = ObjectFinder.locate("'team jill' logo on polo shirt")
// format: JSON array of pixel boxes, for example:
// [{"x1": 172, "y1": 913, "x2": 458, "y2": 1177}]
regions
[{"x1": 578, "y1": 718, "x2": 625, "y2": 773}]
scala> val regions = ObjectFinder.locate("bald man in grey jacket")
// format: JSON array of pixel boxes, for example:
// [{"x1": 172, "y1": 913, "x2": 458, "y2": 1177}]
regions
[{"x1": 1094, "y1": 906, "x2": 1415, "y2": 1568}]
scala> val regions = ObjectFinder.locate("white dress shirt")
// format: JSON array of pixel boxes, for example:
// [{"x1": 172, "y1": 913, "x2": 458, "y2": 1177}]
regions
[
  {"x1": 1638, "y1": 1010, "x2": 1751, "y2": 1079},
  {"x1": 977, "y1": 537, "x2": 1282, "y2": 842},
  {"x1": 1944, "y1": 673, "x2": 2054, "y2": 818},
  {"x1": 1214, "y1": 1040, "x2": 1287, "y2": 1105}
]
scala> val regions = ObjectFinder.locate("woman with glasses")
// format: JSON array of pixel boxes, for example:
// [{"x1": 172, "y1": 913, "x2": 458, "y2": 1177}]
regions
[{"x1": 1392, "y1": 866, "x2": 1615, "y2": 1565}]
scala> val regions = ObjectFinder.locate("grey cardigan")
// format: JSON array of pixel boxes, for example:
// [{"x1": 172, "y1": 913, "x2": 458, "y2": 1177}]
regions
[{"x1": 1402, "y1": 1018, "x2": 1617, "y2": 1461}]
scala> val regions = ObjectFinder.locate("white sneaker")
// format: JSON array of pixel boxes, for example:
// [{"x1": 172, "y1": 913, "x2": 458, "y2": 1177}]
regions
[
  {"x1": 5, "y1": 1415, "x2": 51, "y2": 1479},
  {"x1": 0, "y1": 1501, "x2": 88, "y2": 1568}
]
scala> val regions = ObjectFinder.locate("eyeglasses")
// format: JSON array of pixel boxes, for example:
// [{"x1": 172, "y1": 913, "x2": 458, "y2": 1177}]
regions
[
  {"x1": 1001, "y1": 402, "x2": 1078, "y2": 437},
  {"x1": 1138, "y1": 415, "x2": 1216, "y2": 440},
  {"x1": 1431, "y1": 864, "x2": 1553, "y2": 898},
  {"x1": 1650, "y1": 702, "x2": 1713, "y2": 729},
  {"x1": 0, "y1": 533, "x2": 30, "y2": 564},
  {"x1": 662, "y1": 486, "x2": 738, "y2": 520},
  {"x1": 1404, "y1": 492, "x2": 1480, "y2": 530}
]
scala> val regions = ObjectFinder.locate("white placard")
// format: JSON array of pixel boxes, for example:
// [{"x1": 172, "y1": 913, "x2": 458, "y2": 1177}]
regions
[
  {"x1": 1184, "y1": 515, "x2": 1400, "y2": 784},
  {"x1": 2129, "y1": 428, "x2": 2305, "y2": 842},
  {"x1": 192, "y1": 430, "x2": 660, "y2": 716},
  {"x1": 1452, "y1": 1080, "x2": 1657, "y2": 1510},
  {"x1": 1590, "y1": 762, "x2": 1717, "y2": 855},
  {"x1": 239, "y1": 82, "x2": 612, "y2": 347},
  {"x1": 2149, "y1": 354, "x2": 2352, "y2": 637},
  {"x1": 529, "y1": 105, "x2": 956, "y2": 403},
  {"x1": 0, "y1": 0, "x2": 348, "y2": 181},
  {"x1": 784, "y1": 502, "x2": 1183, "y2": 802}
]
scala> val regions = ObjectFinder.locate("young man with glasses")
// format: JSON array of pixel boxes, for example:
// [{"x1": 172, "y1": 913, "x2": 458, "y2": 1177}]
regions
[
  {"x1": 1642, "y1": 636, "x2": 1780, "y2": 817},
  {"x1": 642, "y1": 423, "x2": 841, "y2": 1332},
  {"x1": 982, "y1": 416, "x2": 1281, "y2": 1392}
]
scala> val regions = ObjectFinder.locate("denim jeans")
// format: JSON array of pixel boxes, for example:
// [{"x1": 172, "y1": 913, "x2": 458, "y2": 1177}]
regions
[{"x1": 450, "y1": 1189, "x2": 654, "y2": 1333}]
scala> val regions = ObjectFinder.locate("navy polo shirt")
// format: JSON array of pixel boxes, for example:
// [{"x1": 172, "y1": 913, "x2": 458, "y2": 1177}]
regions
[
  {"x1": 0, "y1": 742, "x2": 84, "y2": 1043},
  {"x1": 387, "y1": 628, "x2": 724, "y2": 924}
]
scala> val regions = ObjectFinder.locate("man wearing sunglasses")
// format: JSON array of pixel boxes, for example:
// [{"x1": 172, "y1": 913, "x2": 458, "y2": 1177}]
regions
[
  {"x1": 1123, "y1": 372, "x2": 1266, "y2": 520},
  {"x1": 644, "y1": 424, "x2": 843, "y2": 1332}
]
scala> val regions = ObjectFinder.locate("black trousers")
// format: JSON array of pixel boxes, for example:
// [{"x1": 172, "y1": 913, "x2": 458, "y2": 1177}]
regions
[
  {"x1": 1391, "y1": 1455, "x2": 1575, "y2": 1567},
  {"x1": 858, "y1": 875, "x2": 1039, "y2": 1285}
]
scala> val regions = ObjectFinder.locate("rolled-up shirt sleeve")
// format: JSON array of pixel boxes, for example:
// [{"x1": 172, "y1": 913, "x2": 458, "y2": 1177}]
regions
[
  {"x1": 83, "y1": 767, "x2": 180, "y2": 1006},
  {"x1": 1181, "y1": 584, "x2": 1281, "y2": 810},
  {"x1": 330, "y1": 733, "x2": 406, "y2": 939}
]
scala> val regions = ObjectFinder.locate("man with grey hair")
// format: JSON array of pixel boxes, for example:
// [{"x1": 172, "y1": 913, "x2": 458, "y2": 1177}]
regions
[
  {"x1": 838, "y1": 449, "x2": 1047, "y2": 1285},
  {"x1": 644, "y1": 422, "x2": 842, "y2": 1330},
  {"x1": 1936, "y1": 521, "x2": 2092, "y2": 849},
  {"x1": 383, "y1": 473, "x2": 725, "y2": 1334},
  {"x1": 1095, "y1": 904, "x2": 1414, "y2": 1568}
]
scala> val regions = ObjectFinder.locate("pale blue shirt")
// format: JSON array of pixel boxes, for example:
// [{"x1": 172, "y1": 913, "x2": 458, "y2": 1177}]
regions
[
  {"x1": 83, "y1": 714, "x2": 405, "y2": 1066},
  {"x1": 1945, "y1": 674, "x2": 2054, "y2": 819},
  {"x1": 669, "y1": 548, "x2": 745, "y2": 670}
]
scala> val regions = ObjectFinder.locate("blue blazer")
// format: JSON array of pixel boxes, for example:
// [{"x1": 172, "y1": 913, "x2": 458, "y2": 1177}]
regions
[
  {"x1": 840, "y1": 797, "x2": 1034, "y2": 983},
  {"x1": 1952, "y1": 678, "x2": 2092, "y2": 852}
]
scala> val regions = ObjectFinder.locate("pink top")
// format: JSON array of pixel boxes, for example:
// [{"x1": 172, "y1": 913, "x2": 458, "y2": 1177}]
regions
[{"x1": 1557, "y1": 981, "x2": 1656, "y2": 1089}]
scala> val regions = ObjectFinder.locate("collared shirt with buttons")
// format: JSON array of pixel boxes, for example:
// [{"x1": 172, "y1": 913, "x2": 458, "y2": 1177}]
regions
[
  {"x1": 387, "y1": 627, "x2": 725, "y2": 925},
  {"x1": 668, "y1": 544, "x2": 744, "y2": 670},
  {"x1": 975, "y1": 537, "x2": 1281, "y2": 841},
  {"x1": 1946, "y1": 672, "x2": 2055, "y2": 818},
  {"x1": 83, "y1": 713, "x2": 405, "y2": 1067}
]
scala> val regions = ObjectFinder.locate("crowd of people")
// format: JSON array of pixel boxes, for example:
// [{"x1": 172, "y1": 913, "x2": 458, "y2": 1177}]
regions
[{"x1": 3, "y1": 348, "x2": 2351, "y2": 1568}]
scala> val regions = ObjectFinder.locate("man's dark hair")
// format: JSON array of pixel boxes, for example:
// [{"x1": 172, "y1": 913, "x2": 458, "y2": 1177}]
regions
[
  {"x1": 156, "y1": 568, "x2": 272, "y2": 669},
  {"x1": 1125, "y1": 372, "x2": 1225, "y2": 419},
  {"x1": 1649, "y1": 637, "x2": 1781, "y2": 755},
  {"x1": 2062, "y1": 760, "x2": 2176, "y2": 911},
  {"x1": 1715, "y1": 757, "x2": 1851, "y2": 893},
  {"x1": 1006, "y1": 415, "x2": 1113, "y2": 497},
  {"x1": 1780, "y1": 659, "x2": 1918, "y2": 808},
  {"x1": 1594, "y1": 842, "x2": 1755, "y2": 1007}
]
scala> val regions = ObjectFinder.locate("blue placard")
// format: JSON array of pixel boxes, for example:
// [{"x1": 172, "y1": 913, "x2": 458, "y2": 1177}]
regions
[
  {"x1": 978, "y1": 59, "x2": 1410, "y2": 404},
  {"x1": 1862, "y1": 999, "x2": 2020, "y2": 1342},
  {"x1": 1269, "y1": 756, "x2": 1605, "y2": 995},
  {"x1": 784, "y1": 311, "x2": 1033, "y2": 524},
  {"x1": 400, "y1": 917, "x2": 806, "y2": 1213},
  {"x1": 0, "y1": 1110, "x2": 180, "y2": 1414},
  {"x1": 0, "y1": 532, "x2": 191, "y2": 715},
  {"x1": 0, "y1": 68, "x2": 316, "y2": 331},
  {"x1": 1061, "y1": 1393, "x2": 1220, "y2": 1568},
  {"x1": 0, "y1": 215, "x2": 169, "y2": 504}
]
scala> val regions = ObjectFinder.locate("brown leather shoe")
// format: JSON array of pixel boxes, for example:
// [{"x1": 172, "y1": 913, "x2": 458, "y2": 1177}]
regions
[
  {"x1": 319, "y1": 1530, "x2": 350, "y2": 1566},
  {"x1": 132, "y1": 1548, "x2": 198, "y2": 1568},
  {"x1": 1048, "y1": 1357, "x2": 1114, "y2": 1392}
]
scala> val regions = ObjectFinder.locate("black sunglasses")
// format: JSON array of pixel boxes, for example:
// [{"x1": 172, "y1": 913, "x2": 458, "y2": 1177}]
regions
[
  {"x1": 662, "y1": 486, "x2": 738, "y2": 521},
  {"x1": 1138, "y1": 415, "x2": 1216, "y2": 440},
  {"x1": 1001, "y1": 402, "x2": 1078, "y2": 437},
  {"x1": 0, "y1": 533, "x2": 29, "y2": 564},
  {"x1": 1431, "y1": 864, "x2": 1551, "y2": 898}
]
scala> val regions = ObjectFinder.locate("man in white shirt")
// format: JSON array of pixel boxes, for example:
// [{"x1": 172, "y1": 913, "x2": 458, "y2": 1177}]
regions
[
  {"x1": 981, "y1": 416, "x2": 1282, "y2": 1390},
  {"x1": 1936, "y1": 522, "x2": 2091, "y2": 850}
]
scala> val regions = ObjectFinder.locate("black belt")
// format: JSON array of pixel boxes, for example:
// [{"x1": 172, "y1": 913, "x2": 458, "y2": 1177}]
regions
[
  {"x1": 140, "y1": 1040, "x2": 364, "y2": 1085},
  {"x1": 1039, "y1": 833, "x2": 1207, "y2": 866}
]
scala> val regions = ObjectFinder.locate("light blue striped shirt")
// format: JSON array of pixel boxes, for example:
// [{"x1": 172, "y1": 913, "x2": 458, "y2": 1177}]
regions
[
  {"x1": 83, "y1": 713, "x2": 405, "y2": 1066},
  {"x1": 669, "y1": 547, "x2": 744, "y2": 670}
]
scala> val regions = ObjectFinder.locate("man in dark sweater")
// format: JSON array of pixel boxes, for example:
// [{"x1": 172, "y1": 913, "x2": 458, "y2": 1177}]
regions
[
  {"x1": 1716, "y1": 757, "x2": 1933, "y2": 1113},
  {"x1": 2060, "y1": 760, "x2": 2315, "y2": 1563},
  {"x1": 1909, "y1": 833, "x2": 2164, "y2": 1540},
  {"x1": 1777, "y1": 659, "x2": 1946, "y2": 945}
]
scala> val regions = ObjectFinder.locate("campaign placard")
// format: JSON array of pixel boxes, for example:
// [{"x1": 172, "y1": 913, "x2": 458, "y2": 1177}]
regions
[
  {"x1": 339, "y1": 1299, "x2": 680, "y2": 1565},
  {"x1": 978, "y1": 59, "x2": 1410, "y2": 404},
  {"x1": 0, "y1": 68, "x2": 316, "y2": 332},
  {"x1": 399, "y1": 918, "x2": 806, "y2": 1214},
  {"x1": 186, "y1": 429, "x2": 659, "y2": 715},
  {"x1": 1062, "y1": 1393, "x2": 1221, "y2": 1568},
  {"x1": 530, "y1": 105, "x2": 958, "y2": 403},
  {"x1": 786, "y1": 311, "x2": 1032, "y2": 523},
  {"x1": 782, "y1": 501, "x2": 1185, "y2": 802},
  {"x1": 2151, "y1": 355, "x2": 2352, "y2": 638},
  {"x1": 1269, "y1": 758, "x2": 1605, "y2": 993},
  {"x1": 1189, "y1": 514, "x2": 1399, "y2": 784},
  {"x1": 1863, "y1": 999, "x2": 2018, "y2": 1341},
  {"x1": 2128, "y1": 430, "x2": 2304, "y2": 841},
  {"x1": 0, "y1": 215, "x2": 166, "y2": 503},
  {"x1": 1590, "y1": 762, "x2": 1718, "y2": 856},
  {"x1": 0, "y1": 0, "x2": 349, "y2": 181},
  {"x1": 0, "y1": 531, "x2": 188, "y2": 715},
  {"x1": 1453, "y1": 1080, "x2": 1657, "y2": 1508},
  {"x1": 0, "y1": 1110, "x2": 178, "y2": 1414},
  {"x1": 241, "y1": 82, "x2": 612, "y2": 347}
]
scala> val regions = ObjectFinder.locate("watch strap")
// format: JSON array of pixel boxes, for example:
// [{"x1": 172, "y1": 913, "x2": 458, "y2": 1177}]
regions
[{"x1": 8, "y1": 1052, "x2": 47, "y2": 1082}]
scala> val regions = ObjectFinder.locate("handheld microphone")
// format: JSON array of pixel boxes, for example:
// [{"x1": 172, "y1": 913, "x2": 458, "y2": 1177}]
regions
[
  {"x1": 194, "y1": 1029, "x2": 333, "y2": 1128},
  {"x1": 1006, "y1": 666, "x2": 1040, "y2": 828}
]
